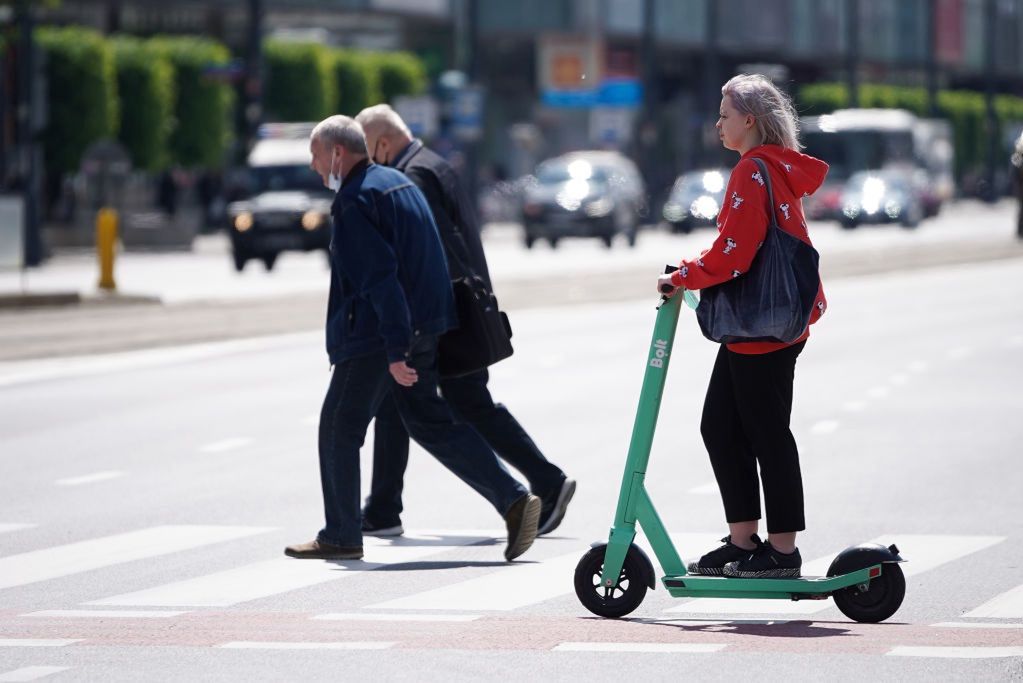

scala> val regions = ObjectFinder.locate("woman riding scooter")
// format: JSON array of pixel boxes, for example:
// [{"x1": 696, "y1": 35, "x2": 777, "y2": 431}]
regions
[{"x1": 657, "y1": 74, "x2": 829, "y2": 579}]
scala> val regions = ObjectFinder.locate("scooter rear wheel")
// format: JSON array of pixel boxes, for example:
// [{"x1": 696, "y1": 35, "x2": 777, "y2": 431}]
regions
[
  {"x1": 832, "y1": 563, "x2": 906, "y2": 623},
  {"x1": 574, "y1": 543, "x2": 651, "y2": 618}
]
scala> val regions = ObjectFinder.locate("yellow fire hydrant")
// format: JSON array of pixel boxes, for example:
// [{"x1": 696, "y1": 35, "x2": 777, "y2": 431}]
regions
[{"x1": 96, "y1": 207, "x2": 118, "y2": 291}]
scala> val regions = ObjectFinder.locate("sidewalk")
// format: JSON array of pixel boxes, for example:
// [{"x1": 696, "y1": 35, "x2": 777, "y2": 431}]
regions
[{"x1": 1, "y1": 199, "x2": 1021, "y2": 362}]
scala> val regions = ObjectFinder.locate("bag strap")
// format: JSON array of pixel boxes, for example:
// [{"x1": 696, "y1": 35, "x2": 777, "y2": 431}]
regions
[{"x1": 750, "y1": 158, "x2": 781, "y2": 233}]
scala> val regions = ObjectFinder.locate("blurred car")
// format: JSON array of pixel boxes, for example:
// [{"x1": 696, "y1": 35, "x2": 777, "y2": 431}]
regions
[
  {"x1": 661, "y1": 168, "x2": 730, "y2": 233},
  {"x1": 802, "y1": 180, "x2": 844, "y2": 222},
  {"x1": 227, "y1": 123, "x2": 332, "y2": 272},
  {"x1": 839, "y1": 170, "x2": 924, "y2": 229},
  {"x1": 520, "y1": 151, "x2": 647, "y2": 248}
]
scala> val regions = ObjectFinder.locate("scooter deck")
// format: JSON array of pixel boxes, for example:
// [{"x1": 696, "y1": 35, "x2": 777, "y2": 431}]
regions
[{"x1": 661, "y1": 564, "x2": 880, "y2": 600}]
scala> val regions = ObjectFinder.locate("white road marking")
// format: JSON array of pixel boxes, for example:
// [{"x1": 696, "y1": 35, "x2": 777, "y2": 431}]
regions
[
  {"x1": 22, "y1": 610, "x2": 188, "y2": 619},
  {"x1": 867, "y1": 386, "x2": 889, "y2": 399},
  {"x1": 54, "y1": 471, "x2": 125, "y2": 487},
  {"x1": 889, "y1": 373, "x2": 909, "y2": 386},
  {"x1": 933, "y1": 622, "x2": 1023, "y2": 629},
  {"x1": 0, "y1": 525, "x2": 273, "y2": 591},
  {"x1": 218, "y1": 641, "x2": 394, "y2": 651},
  {"x1": 1006, "y1": 335, "x2": 1023, "y2": 349},
  {"x1": 688, "y1": 482, "x2": 719, "y2": 495},
  {"x1": 887, "y1": 646, "x2": 1023, "y2": 659},
  {"x1": 0, "y1": 640, "x2": 80, "y2": 648},
  {"x1": 0, "y1": 524, "x2": 35, "y2": 535},
  {"x1": 88, "y1": 532, "x2": 496, "y2": 607},
  {"x1": 842, "y1": 401, "x2": 866, "y2": 412},
  {"x1": 313, "y1": 613, "x2": 481, "y2": 622},
  {"x1": 809, "y1": 420, "x2": 839, "y2": 435},
  {"x1": 963, "y1": 582, "x2": 1023, "y2": 619},
  {"x1": 199, "y1": 438, "x2": 252, "y2": 454},
  {"x1": 908, "y1": 361, "x2": 929, "y2": 373},
  {"x1": 302, "y1": 414, "x2": 319, "y2": 426},
  {"x1": 369, "y1": 551, "x2": 581, "y2": 611},
  {"x1": 664, "y1": 534, "x2": 1005, "y2": 617},
  {"x1": 946, "y1": 347, "x2": 973, "y2": 360},
  {"x1": 553, "y1": 642, "x2": 727, "y2": 653},
  {"x1": 0, "y1": 667, "x2": 71, "y2": 682}
]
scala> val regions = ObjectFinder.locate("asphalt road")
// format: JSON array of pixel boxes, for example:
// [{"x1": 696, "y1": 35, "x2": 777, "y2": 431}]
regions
[
  {"x1": 1, "y1": 199, "x2": 1021, "y2": 362},
  {"x1": 1, "y1": 258, "x2": 1022, "y2": 681}
]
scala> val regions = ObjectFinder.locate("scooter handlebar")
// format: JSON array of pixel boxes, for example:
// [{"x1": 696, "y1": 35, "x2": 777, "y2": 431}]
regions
[{"x1": 661, "y1": 264, "x2": 679, "y2": 293}]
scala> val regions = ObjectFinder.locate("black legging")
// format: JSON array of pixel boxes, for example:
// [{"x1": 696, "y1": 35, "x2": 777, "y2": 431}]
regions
[{"x1": 700, "y1": 341, "x2": 806, "y2": 534}]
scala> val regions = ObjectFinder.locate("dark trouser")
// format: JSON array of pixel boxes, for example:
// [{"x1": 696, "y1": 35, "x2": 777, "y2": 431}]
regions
[
  {"x1": 365, "y1": 368, "x2": 564, "y2": 527},
  {"x1": 700, "y1": 341, "x2": 806, "y2": 534},
  {"x1": 317, "y1": 336, "x2": 528, "y2": 547}
]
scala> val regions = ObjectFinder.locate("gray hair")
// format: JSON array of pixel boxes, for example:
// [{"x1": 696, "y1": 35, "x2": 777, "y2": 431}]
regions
[
  {"x1": 354, "y1": 104, "x2": 413, "y2": 138},
  {"x1": 722, "y1": 74, "x2": 801, "y2": 150},
  {"x1": 310, "y1": 115, "x2": 369, "y2": 155}
]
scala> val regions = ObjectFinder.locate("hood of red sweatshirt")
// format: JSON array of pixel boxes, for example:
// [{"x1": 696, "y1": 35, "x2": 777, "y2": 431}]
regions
[{"x1": 740, "y1": 144, "x2": 829, "y2": 198}]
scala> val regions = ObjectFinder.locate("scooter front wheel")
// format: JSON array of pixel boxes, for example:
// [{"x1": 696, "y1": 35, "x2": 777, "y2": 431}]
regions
[
  {"x1": 832, "y1": 563, "x2": 906, "y2": 623},
  {"x1": 574, "y1": 543, "x2": 651, "y2": 618}
]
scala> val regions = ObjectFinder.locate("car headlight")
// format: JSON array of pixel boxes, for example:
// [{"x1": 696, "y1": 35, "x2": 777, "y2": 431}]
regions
[
  {"x1": 234, "y1": 212, "x2": 254, "y2": 232},
  {"x1": 584, "y1": 197, "x2": 614, "y2": 218},
  {"x1": 302, "y1": 210, "x2": 325, "y2": 231},
  {"x1": 884, "y1": 200, "x2": 902, "y2": 218},
  {"x1": 690, "y1": 195, "x2": 719, "y2": 220},
  {"x1": 842, "y1": 203, "x2": 861, "y2": 218}
]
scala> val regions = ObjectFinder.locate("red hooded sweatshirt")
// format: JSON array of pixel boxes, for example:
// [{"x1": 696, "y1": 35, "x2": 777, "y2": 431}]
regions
[{"x1": 670, "y1": 144, "x2": 829, "y2": 355}]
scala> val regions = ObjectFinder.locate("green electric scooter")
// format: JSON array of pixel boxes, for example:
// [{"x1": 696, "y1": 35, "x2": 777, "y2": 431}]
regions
[{"x1": 574, "y1": 279, "x2": 906, "y2": 624}]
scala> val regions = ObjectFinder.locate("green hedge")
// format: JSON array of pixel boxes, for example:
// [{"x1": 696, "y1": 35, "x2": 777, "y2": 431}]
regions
[
  {"x1": 798, "y1": 82, "x2": 1023, "y2": 180},
  {"x1": 36, "y1": 26, "x2": 119, "y2": 174},
  {"x1": 111, "y1": 37, "x2": 175, "y2": 172},
  {"x1": 372, "y1": 51, "x2": 427, "y2": 104},
  {"x1": 263, "y1": 40, "x2": 335, "y2": 122},
  {"x1": 149, "y1": 35, "x2": 235, "y2": 169},
  {"x1": 332, "y1": 49, "x2": 380, "y2": 116}
]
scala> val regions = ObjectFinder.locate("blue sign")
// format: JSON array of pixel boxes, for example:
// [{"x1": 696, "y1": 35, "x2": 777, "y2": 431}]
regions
[{"x1": 541, "y1": 78, "x2": 643, "y2": 109}]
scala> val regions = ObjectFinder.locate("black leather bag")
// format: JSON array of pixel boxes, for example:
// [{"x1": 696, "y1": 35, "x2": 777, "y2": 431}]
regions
[
  {"x1": 695, "y1": 158, "x2": 820, "y2": 345},
  {"x1": 438, "y1": 274, "x2": 514, "y2": 378}
]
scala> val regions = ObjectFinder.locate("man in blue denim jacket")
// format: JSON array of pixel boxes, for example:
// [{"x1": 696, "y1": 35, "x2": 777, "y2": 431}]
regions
[{"x1": 285, "y1": 115, "x2": 540, "y2": 562}]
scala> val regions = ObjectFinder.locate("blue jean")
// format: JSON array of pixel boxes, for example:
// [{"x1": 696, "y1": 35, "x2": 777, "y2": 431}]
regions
[
  {"x1": 317, "y1": 336, "x2": 528, "y2": 547},
  {"x1": 365, "y1": 368, "x2": 565, "y2": 527}
]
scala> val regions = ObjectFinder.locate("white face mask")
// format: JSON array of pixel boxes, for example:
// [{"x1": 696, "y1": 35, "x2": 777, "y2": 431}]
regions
[{"x1": 327, "y1": 149, "x2": 342, "y2": 192}]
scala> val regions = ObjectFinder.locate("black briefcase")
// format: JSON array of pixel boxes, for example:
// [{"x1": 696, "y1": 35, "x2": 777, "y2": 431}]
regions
[{"x1": 437, "y1": 275, "x2": 514, "y2": 378}]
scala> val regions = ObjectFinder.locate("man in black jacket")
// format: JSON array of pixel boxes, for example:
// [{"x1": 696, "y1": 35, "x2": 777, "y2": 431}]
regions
[
  {"x1": 355, "y1": 105, "x2": 575, "y2": 538},
  {"x1": 284, "y1": 115, "x2": 540, "y2": 562}
]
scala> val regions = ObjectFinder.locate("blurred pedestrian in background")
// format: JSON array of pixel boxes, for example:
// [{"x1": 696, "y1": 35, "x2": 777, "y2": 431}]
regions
[{"x1": 1011, "y1": 132, "x2": 1023, "y2": 240}]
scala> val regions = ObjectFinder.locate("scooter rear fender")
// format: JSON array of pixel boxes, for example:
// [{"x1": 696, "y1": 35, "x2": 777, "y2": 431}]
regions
[{"x1": 827, "y1": 542, "x2": 905, "y2": 577}]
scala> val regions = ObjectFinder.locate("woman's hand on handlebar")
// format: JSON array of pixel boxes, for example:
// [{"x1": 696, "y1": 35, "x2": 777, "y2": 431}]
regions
[{"x1": 657, "y1": 273, "x2": 678, "y2": 297}]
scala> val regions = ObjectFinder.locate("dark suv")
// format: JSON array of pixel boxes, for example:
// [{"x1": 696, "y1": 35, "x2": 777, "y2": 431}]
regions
[{"x1": 227, "y1": 124, "x2": 332, "y2": 272}]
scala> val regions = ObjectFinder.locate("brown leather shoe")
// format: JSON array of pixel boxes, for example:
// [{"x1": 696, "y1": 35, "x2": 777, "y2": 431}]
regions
[
  {"x1": 284, "y1": 539, "x2": 363, "y2": 560},
  {"x1": 504, "y1": 494, "x2": 541, "y2": 561}
]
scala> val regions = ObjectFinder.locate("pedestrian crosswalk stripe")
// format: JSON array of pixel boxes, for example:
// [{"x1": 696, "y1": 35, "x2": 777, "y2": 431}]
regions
[
  {"x1": 963, "y1": 583, "x2": 1023, "y2": 619},
  {"x1": 687, "y1": 482, "x2": 719, "y2": 495},
  {"x1": 88, "y1": 532, "x2": 496, "y2": 608},
  {"x1": 0, "y1": 525, "x2": 273, "y2": 591},
  {"x1": 933, "y1": 622, "x2": 1023, "y2": 629},
  {"x1": 199, "y1": 438, "x2": 252, "y2": 454},
  {"x1": 22, "y1": 610, "x2": 189, "y2": 619},
  {"x1": 54, "y1": 471, "x2": 125, "y2": 487},
  {"x1": 0, "y1": 523, "x2": 34, "y2": 536},
  {"x1": 314, "y1": 613, "x2": 481, "y2": 622},
  {"x1": 218, "y1": 641, "x2": 394, "y2": 650},
  {"x1": 664, "y1": 534, "x2": 1006, "y2": 616},
  {"x1": 0, "y1": 640, "x2": 81, "y2": 648},
  {"x1": 887, "y1": 646, "x2": 1023, "y2": 659},
  {"x1": 0, "y1": 667, "x2": 71, "y2": 682},
  {"x1": 553, "y1": 642, "x2": 727, "y2": 653},
  {"x1": 368, "y1": 551, "x2": 580, "y2": 612}
]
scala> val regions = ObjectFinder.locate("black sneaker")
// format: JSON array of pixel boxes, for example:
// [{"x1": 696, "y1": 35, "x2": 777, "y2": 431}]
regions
[
  {"x1": 361, "y1": 517, "x2": 404, "y2": 537},
  {"x1": 537, "y1": 477, "x2": 576, "y2": 536},
  {"x1": 723, "y1": 542, "x2": 802, "y2": 578},
  {"x1": 687, "y1": 534, "x2": 763, "y2": 576},
  {"x1": 504, "y1": 493, "x2": 541, "y2": 561}
]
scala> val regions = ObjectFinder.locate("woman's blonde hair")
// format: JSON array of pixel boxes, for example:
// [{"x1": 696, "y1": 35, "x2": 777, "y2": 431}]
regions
[{"x1": 722, "y1": 74, "x2": 801, "y2": 150}]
